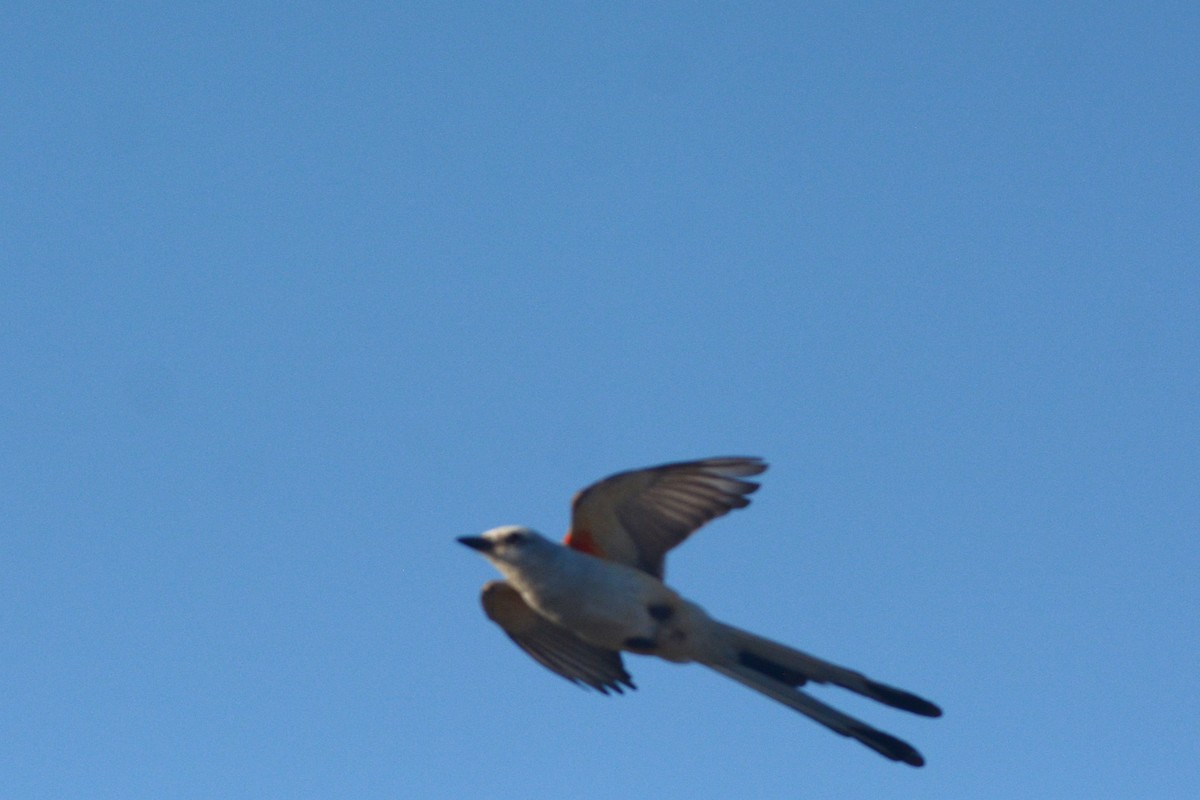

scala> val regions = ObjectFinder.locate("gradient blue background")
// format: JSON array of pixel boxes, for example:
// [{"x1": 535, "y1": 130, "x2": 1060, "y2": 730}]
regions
[{"x1": 4, "y1": 3, "x2": 1197, "y2": 798}]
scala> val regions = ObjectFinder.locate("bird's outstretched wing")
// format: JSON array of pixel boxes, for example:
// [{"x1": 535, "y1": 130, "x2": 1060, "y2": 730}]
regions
[
  {"x1": 480, "y1": 581, "x2": 635, "y2": 694},
  {"x1": 565, "y1": 456, "x2": 767, "y2": 578}
]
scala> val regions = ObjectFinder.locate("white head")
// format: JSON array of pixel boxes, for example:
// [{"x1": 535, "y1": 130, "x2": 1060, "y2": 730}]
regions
[{"x1": 457, "y1": 525, "x2": 558, "y2": 576}]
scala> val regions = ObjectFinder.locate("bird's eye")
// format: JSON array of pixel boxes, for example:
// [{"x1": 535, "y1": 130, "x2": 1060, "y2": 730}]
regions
[{"x1": 503, "y1": 532, "x2": 524, "y2": 545}]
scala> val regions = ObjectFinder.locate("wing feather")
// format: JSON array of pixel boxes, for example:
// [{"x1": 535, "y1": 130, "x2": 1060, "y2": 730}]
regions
[
  {"x1": 566, "y1": 456, "x2": 767, "y2": 578},
  {"x1": 480, "y1": 581, "x2": 635, "y2": 694}
]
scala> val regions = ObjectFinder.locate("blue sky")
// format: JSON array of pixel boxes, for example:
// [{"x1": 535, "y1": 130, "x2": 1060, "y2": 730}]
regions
[{"x1": 3, "y1": 3, "x2": 1197, "y2": 798}]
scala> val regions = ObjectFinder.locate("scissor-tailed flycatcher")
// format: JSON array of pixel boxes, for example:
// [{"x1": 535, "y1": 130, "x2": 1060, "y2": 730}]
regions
[{"x1": 458, "y1": 457, "x2": 941, "y2": 766}]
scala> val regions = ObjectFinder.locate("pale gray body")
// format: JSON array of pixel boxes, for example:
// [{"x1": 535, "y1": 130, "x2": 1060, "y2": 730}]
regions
[{"x1": 482, "y1": 528, "x2": 719, "y2": 664}]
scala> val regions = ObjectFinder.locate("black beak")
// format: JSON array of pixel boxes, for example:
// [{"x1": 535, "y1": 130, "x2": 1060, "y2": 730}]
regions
[{"x1": 457, "y1": 536, "x2": 493, "y2": 552}]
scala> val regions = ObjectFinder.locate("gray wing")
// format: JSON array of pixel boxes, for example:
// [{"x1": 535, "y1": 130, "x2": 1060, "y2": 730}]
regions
[
  {"x1": 480, "y1": 581, "x2": 635, "y2": 694},
  {"x1": 566, "y1": 457, "x2": 767, "y2": 578}
]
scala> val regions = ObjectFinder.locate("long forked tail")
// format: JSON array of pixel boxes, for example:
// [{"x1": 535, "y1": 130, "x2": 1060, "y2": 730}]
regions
[{"x1": 703, "y1": 623, "x2": 941, "y2": 767}]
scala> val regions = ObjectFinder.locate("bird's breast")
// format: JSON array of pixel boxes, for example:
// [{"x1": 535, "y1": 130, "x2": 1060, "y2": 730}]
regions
[{"x1": 517, "y1": 556, "x2": 670, "y2": 652}]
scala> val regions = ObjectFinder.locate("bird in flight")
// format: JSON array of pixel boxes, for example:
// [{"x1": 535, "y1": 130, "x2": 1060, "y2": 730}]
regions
[{"x1": 458, "y1": 457, "x2": 941, "y2": 766}]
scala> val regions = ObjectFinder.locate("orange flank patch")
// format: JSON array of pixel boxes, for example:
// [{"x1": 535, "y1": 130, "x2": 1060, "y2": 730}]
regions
[{"x1": 564, "y1": 528, "x2": 604, "y2": 557}]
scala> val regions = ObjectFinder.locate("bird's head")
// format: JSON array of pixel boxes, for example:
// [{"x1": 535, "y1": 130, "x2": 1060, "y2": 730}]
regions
[{"x1": 457, "y1": 525, "x2": 550, "y2": 570}]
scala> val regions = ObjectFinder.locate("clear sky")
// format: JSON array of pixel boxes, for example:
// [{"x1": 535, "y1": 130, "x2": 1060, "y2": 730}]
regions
[{"x1": 3, "y1": 3, "x2": 1197, "y2": 798}]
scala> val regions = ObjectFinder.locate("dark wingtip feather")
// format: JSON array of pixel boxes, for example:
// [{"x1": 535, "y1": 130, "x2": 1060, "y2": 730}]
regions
[{"x1": 584, "y1": 675, "x2": 637, "y2": 695}]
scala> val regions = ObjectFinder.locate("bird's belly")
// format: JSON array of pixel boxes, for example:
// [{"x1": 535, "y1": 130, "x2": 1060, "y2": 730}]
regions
[
  {"x1": 529, "y1": 569, "x2": 714, "y2": 663},
  {"x1": 552, "y1": 587, "x2": 655, "y2": 650},
  {"x1": 530, "y1": 567, "x2": 662, "y2": 651}
]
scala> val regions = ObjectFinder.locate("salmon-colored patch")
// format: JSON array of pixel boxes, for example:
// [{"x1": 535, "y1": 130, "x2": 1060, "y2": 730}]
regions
[{"x1": 564, "y1": 528, "x2": 604, "y2": 557}]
